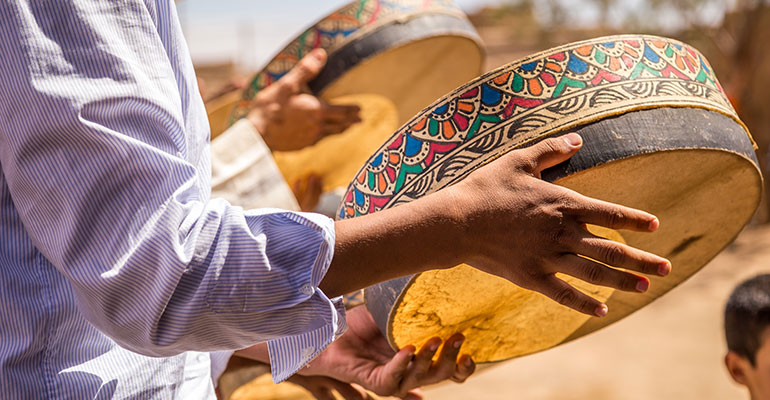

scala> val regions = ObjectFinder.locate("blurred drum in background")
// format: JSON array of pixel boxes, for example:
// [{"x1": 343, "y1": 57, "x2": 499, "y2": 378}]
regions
[
  {"x1": 342, "y1": 35, "x2": 763, "y2": 363},
  {"x1": 213, "y1": 0, "x2": 485, "y2": 216}
]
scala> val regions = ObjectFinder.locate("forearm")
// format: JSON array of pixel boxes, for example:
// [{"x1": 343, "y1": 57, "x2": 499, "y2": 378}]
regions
[
  {"x1": 0, "y1": 0, "x2": 343, "y2": 357},
  {"x1": 321, "y1": 188, "x2": 465, "y2": 297}
]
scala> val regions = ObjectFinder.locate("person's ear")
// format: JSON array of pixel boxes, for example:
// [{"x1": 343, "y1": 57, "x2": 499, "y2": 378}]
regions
[{"x1": 725, "y1": 351, "x2": 752, "y2": 386}]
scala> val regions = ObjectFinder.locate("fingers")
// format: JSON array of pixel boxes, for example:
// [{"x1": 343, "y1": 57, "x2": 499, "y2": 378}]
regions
[
  {"x1": 432, "y1": 333, "x2": 464, "y2": 381},
  {"x1": 536, "y1": 274, "x2": 608, "y2": 317},
  {"x1": 570, "y1": 232, "x2": 671, "y2": 277},
  {"x1": 380, "y1": 345, "x2": 415, "y2": 390},
  {"x1": 318, "y1": 104, "x2": 362, "y2": 139},
  {"x1": 319, "y1": 121, "x2": 357, "y2": 139},
  {"x1": 399, "y1": 337, "x2": 441, "y2": 390},
  {"x1": 323, "y1": 103, "x2": 361, "y2": 124},
  {"x1": 558, "y1": 254, "x2": 650, "y2": 293},
  {"x1": 567, "y1": 192, "x2": 659, "y2": 232},
  {"x1": 397, "y1": 334, "x2": 466, "y2": 396},
  {"x1": 451, "y1": 354, "x2": 475, "y2": 383},
  {"x1": 516, "y1": 133, "x2": 582, "y2": 175},
  {"x1": 281, "y1": 48, "x2": 327, "y2": 92}
]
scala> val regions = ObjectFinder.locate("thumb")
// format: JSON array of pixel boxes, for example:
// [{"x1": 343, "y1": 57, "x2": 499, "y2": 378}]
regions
[
  {"x1": 518, "y1": 133, "x2": 582, "y2": 175},
  {"x1": 282, "y1": 48, "x2": 327, "y2": 90}
]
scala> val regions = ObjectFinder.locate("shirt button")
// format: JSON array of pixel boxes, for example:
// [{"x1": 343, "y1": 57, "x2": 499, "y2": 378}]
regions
[{"x1": 301, "y1": 284, "x2": 314, "y2": 296}]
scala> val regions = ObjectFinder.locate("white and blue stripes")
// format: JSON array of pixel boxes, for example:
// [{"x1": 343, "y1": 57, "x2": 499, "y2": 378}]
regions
[{"x1": 0, "y1": 1, "x2": 345, "y2": 397}]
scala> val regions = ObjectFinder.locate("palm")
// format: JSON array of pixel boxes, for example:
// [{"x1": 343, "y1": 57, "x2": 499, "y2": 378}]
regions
[{"x1": 301, "y1": 306, "x2": 474, "y2": 400}]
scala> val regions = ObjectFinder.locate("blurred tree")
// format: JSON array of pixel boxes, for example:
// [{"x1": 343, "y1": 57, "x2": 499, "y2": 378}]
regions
[{"x1": 590, "y1": 0, "x2": 614, "y2": 27}]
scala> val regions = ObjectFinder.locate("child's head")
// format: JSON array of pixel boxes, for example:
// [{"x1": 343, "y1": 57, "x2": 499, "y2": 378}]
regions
[{"x1": 725, "y1": 274, "x2": 770, "y2": 399}]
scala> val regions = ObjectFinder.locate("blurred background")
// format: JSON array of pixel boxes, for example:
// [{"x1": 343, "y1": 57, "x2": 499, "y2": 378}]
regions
[{"x1": 179, "y1": 0, "x2": 770, "y2": 398}]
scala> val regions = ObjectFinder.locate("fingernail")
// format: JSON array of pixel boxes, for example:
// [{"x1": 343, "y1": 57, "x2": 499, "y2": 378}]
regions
[
  {"x1": 464, "y1": 357, "x2": 473, "y2": 367},
  {"x1": 563, "y1": 133, "x2": 582, "y2": 147},
  {"x1": 648, "y1": 217, "x2": 659, "y2": 231},
  {"x1": 635, "y1": 279, "x2": 649, "y2": 292},
  {"x1": 429, "y1": 341, "x2": 439, "y2": 352},
  {"x1": 311, "y1": 48, "x2": 324, "y2": 60},
  {"x1": 453, "y1": 338, "x2": 464, "y2": 349},
  {"x1": 595, "y1": 304, "x2": 608, "y2": 317},
  {"x1": 658, "y1": 261, "x2": 671, "y2": 276}
]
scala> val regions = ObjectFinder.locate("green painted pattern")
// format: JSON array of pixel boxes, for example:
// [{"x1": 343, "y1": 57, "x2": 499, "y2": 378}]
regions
[{"x1": 552, "y1": 76, "x2": 586, "y2": 98}]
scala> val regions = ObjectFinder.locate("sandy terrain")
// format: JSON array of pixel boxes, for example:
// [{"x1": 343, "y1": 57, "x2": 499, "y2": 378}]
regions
[{"x1": 422, "y1": 225, "x2": 770, "y2": 400}]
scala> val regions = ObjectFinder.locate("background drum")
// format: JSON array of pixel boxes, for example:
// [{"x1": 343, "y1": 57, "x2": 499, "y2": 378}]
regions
[
  {"x1": 341, "y1": 35, "x2": 763, "y2": 363},
  {"x1": 215, "y1": 0, "x2": 485, "y2": 215}
]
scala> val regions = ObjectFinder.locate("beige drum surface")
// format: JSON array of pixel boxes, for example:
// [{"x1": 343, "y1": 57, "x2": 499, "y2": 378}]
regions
[{"x1": 389, "y1": 149, "x2": 761, "y2": 361}]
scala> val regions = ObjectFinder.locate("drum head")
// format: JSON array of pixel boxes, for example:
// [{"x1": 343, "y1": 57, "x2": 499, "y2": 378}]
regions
[
  {"x1": 382, "y1": 108, "x2": 760, "y2": 361},
  {"x1": 342, "y1": 35, "x2": 762, "y2": 362}
]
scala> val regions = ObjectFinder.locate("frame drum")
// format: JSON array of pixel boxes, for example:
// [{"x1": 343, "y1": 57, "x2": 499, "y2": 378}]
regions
[
  {"x1": 340, "y1": 35, "x2": 763, "y2": 362},
  {"x1": 214, "y1": 0, "x2": 485, "y2": 201}
]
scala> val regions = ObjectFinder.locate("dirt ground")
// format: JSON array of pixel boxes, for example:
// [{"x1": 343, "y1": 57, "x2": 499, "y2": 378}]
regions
[{"x1": 421, "y1": 224, "x2": 770, "y2": 400}]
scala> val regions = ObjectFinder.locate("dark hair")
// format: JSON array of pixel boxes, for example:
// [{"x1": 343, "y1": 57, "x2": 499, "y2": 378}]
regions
[{"x1": 725, "y1": 274, "x2": 770, "y2": 365}]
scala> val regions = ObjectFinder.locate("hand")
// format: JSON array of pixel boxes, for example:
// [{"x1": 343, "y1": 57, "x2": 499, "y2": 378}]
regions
[
  {"x1": 300, "y1": 306, "x2": 475, "y2": 400},
  {"x1": 247, "y1": 48, "x2": 361, "y2": 151},
  {"x1": 445, "y1": 132, "x2": 671, "y2": 317}
]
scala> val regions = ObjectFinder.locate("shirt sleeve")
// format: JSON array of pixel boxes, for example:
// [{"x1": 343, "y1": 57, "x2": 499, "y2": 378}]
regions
[{"x1": 0, "y1": 1, "x2": 345, "y2": 382}]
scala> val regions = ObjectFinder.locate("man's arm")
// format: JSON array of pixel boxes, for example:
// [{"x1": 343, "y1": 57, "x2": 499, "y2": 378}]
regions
[
  {"x1": 324, "y1": 134, "x2": 670, "y2": 316},
  {"x1": 0, "y1": 1, "x2": 346, "y2": 383}
]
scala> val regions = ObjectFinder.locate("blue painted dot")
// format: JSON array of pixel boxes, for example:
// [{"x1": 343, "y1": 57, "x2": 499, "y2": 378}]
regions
[
  {"x1": 433, "y1": 103, "x2": 449, "y2": 115},
  {"x1": 603, "y1": 42, "x2": 615, "y2": 48},
  {"x1": 405, "y1": 134, "x2": 422, "y2": 157},
  {"x1": 672, "y1": 43, "x2": 682, "y2": 50},
  {"x1": 339, "y1": 207, "x2": 345, "y2": 218},
  {"x1": 354, "y1": 189, "x2": 364, "y2": 206},
  {"x1": 521, "y1": 61, "x2": 537, "y2": 72},
  {"x1": 480, "y1": 84, "x2": 502, "y2": 106},
  {"x1": 567, "y1": 53, "x2": 588, "y2": 74},
  {"x1": 371, "y1": 152, "x2": 383, "y2": 168},
  {"x1": 643, "y1": 45, "x2": 660, "y2": 63}
]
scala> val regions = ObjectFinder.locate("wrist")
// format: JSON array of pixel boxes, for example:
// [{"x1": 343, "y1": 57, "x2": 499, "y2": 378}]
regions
[{"x1": 427, "y1": 185, "x2": 473, "y2": 268}]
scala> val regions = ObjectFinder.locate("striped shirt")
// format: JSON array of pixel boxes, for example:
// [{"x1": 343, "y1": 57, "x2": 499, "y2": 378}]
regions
[{"x1": 0, "y1": 1, "x2": 346, "y2": 398}]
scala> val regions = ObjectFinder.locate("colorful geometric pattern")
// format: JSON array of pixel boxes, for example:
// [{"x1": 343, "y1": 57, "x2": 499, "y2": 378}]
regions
[
  {"x1": 228, "y1": 0, "x2": 464, "y2": 125},
  {"x1": 338, "y1": 35, "x2": 750, "y2": 219}
]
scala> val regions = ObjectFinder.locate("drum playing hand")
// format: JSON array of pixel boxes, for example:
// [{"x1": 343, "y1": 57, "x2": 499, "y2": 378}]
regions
[
  {"x1": 299, "y1": 306, "x2": 475, "y2": 400},
  {"x1": 449, "y1": 133, "x2": 671, "y2": 317},
  {"x1": 246, "y1": 48, "x2": 361, "y2": 151}
]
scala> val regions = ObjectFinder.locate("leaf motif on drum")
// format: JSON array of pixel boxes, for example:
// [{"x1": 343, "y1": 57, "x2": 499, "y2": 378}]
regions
[{"x1": 338, "y1": 35, "x2": 741, "y2": 219}]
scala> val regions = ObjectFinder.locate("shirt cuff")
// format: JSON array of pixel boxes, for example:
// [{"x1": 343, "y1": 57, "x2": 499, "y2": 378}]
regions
[{"x1": 267, "y1": 294, "x2": 347, "y2": 383}]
